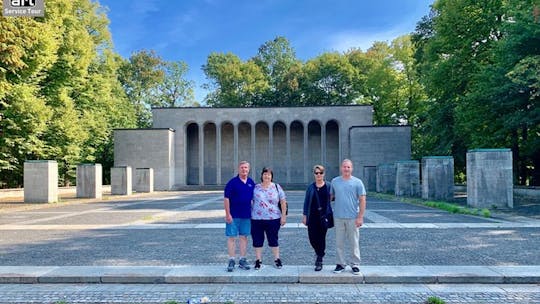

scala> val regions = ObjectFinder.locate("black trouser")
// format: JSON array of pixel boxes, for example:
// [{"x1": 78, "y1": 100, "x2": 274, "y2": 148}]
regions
[{"x1": 307, "y1": 222, "x2": 328, "y2": 259}]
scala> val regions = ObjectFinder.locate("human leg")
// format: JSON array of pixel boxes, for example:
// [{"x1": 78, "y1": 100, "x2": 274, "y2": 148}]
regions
[
  {"x1": 225, "y1": 222, "x2": 239, "y2": 272},
  {"x1": 267, "y1": 219, "x2": 282, "y2": 268},
  {"x1": 345, "y1": 219, "x2": 361, "y2": 266},
  {"x1": 251, "y1": 219, "x2": 264, "y2": 269},
  {"x1": 227, "y1": 237, "x2": 236, "y2": 258},
  {"x1": 334, "y1": 218, "x2": 347, "y2": 268}
]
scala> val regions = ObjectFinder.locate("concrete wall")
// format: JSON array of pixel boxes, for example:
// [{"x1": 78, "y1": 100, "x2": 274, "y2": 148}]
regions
[
  {"x1": 349, "y1": 126, "x2": 411, "y2": 181},
  {"x1": 112, "y1": 106, "x2": 412, "y2": 188},
  {"x1": 23, "y1": 160, "x2": 58, "y2": 203},
  {"x1": 376, "y1": 163, "x2": 396, "y2": 194},
  {"x1": 114, "y1": 129, "x2": 175, "y2": 190},
  {"x1": 467, "y1": 149, "x2": 513, "y2": 208},
  {"x1": 395, "y1": 161, "x2": 420, "y2": 197},
  {"x1": 111, "y1": 166, "x2": 132, "y2": 195},
  {"x1": 363, "y1": 166, "x2": 377, "y2": 192},
  {"x1": 76, "y1": 164, "x2": 102, "y2": 199},
  {"x1": 422, "y1": 156, "x2": 454, "y2": 201},
  {"x1": 152, "y1": 106, "x2": 372, "y2": 186},
  {"x1": 135, "y1": 168, "x2": 154, "y2": 193}
]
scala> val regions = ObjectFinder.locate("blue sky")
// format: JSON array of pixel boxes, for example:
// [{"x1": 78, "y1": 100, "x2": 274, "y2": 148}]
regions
[{"x1": 98, "y1": 0, "x2": 434, "y2": 103}]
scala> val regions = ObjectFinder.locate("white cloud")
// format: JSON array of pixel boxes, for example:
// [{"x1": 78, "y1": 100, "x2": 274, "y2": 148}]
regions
[
  {"x1": 326, "y1": 27, "x2": 408, "y2": 53},
  {"x1": 129, "y1": 0, "x2": 160, "y2": 14}
]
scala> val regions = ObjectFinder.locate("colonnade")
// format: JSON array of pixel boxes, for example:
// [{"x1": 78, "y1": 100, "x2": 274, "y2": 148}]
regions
[{"x1": 185, "y1": 120, "x2": 340, "y2": 185}]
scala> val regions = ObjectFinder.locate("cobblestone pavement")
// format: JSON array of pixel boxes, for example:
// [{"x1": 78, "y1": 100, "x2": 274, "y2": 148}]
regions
[
  {"x1": 0, "y1": 283, "x2": 538, "y2": 304},
  {"x1": 0, "y1": 190, "x2": 538, "y2": 303}
]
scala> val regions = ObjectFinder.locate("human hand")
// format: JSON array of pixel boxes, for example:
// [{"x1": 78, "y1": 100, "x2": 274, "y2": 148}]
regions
[{"x1": 355, "y1": 217, "x2": 364, "y2": 228}]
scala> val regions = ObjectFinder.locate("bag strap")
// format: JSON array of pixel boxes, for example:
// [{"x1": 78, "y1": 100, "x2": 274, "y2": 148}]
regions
[{"x1": 313, "y1": 184, "x2": 324, "y2": 213}]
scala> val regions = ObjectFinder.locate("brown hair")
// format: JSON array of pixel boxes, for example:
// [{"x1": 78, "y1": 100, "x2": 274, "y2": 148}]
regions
[{"x1": 260, "y1": 167, "x2": 274, "y2": 182}]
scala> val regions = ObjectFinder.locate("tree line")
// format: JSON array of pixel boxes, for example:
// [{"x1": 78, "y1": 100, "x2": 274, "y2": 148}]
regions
[{"x1": 0, "y1": 0, "x2": 538, "y2": 187}]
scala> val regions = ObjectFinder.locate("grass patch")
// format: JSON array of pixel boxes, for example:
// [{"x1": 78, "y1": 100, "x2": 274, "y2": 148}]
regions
[
  {"x1": 426, "y1": 296, "x2": 446, "y2": 304},
  {"x1": 370, "y1": 192, "x2": 491, "y2": 218}
]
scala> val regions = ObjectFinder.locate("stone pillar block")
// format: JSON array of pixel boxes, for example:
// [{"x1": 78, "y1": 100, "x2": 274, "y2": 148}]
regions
[
  {"x1": 395, "y1": 160, "x2": 420, "y2": 197},
  {"x1": 76, "y1": 164, "x2": 102, "y2": 199},
  {"x1": 467, "y1": 149, "x2": 513, "y2": 208},
  {"x1": 135, "y1": 168, "x2": 154, "y2": 193},
  {"x1": 363, "y1": 166, "x2": 377, "y2": 192},
  {"x1": 24, "y1": 160, "x2": 58, "y2": 203},
  {"x1": 111, "y1": 166, "x2": 132, "y2": 195},
  {"x1": 376, "y1": 163, "x2": 396, "y2": 193},
  {"x1": 422, "y1": 156, "x2": 454, "y2": 201}
]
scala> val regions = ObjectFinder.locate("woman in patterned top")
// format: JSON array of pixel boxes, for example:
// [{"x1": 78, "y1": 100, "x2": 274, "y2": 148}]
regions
[{"x1": 251, "y1": 167, "x2": 287, "y2": 270}]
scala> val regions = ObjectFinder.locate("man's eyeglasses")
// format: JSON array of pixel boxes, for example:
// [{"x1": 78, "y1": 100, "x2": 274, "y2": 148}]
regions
[{"x1": 314, "y1": 172, "x2": 324, "y2": 175}]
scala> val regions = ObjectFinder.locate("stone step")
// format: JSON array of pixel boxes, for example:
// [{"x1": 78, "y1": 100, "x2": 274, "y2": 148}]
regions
[{"x1": 1, "y1": 265, "x2": 538, "y2": 284}]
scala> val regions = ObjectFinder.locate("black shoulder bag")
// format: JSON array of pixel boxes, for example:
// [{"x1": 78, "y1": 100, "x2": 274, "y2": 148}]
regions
[
  {"x1": 275, "y1": 183, "x2": 288, "y2": 215},
  {"x1": 314, "y1": 184, "x2": 334, "y2": 229}
]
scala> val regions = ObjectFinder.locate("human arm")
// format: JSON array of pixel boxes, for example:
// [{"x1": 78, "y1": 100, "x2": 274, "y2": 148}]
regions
[
  {"x1": 355, "y1": 195, "x2": 366, "y2": 227},
  {"x1": 279, "y1": 198, "x2": 287, "y2": 226},
  {"x1": 224, "y1": 197, "x2": 233, "y2": 223},
  {"x1": 302, "y1": 185, "x2": 312, "y2": 226}
]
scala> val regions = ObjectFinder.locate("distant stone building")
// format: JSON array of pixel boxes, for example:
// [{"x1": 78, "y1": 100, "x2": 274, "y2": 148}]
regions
[{"x1": 114, "y1": 106, "x2": 411, "y2": 190}]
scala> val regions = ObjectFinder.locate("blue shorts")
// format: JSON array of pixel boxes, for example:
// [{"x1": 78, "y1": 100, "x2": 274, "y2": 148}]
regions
[{"x1": 225, "y1": 218, "x2": 251, "y2": 237}]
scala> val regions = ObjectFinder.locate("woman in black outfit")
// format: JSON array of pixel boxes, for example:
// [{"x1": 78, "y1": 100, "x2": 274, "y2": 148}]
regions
[{"x1": 302, "y1": 164, "x2": 332, "y2": 271}]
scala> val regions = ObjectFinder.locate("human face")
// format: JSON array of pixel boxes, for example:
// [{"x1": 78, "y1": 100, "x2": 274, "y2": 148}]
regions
[
  {"x1": 313, "y1": 169, "x2": 324, "y2": 181},
  {"x1": 340, "y1": 160, "x2": 353, "y2": 177},
  {"x1": 261, "y1": 171, "x2": 272, "y2": 183},
  {"x1": 238, "y1": 163, "x2": 250, "y2": 178}
]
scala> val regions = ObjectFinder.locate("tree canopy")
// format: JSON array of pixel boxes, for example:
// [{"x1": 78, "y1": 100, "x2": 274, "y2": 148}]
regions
[{"x1": 1, "y1": 0, "x2": 538, "y2": 187}]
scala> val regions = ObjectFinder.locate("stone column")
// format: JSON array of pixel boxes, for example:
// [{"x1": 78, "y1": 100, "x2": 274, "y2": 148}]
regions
[
  {"x1": 395, "y1": 161, "x2": 420, "y2": 197},
  {"x1": 76, "y1": 163, "x2": 102, "y2": 199},
  {"x1": 376, "y1": 163, "x2": 396, "y2": 193},
  {"x1": 198, "y1": 124, "x2": 204, "y2": 185},
  {"x1": 467, "y1": 149, "x2": 513, "y2": 208},
  {"x1": 303, "y1": 123, "x2": 309, "y2": 183},
  {"x1": 135, "y1": 168, "x2": 154, "y2": 193},
  {"x1": 24, "y1": 160, "x2": 58, "y2": 203},
  {"x1": 269, "y1": 123, "x2": 274, "y2": 168},
  {"x1": 233, "y1": 123, "x2": 239, "y2": 167},
  {"x1": 251, "y1": 123, "x2": 256, "y2": 176},
  {"x1": 216, "y1": 124, "x2": 222, "y2": 185},
  {"x1": 422, "y1": 156, "x2": 454, "y2": 201},
  {"x1": 111, "y1": 166, "x2": 132, "y2": 195},
  {"x1": 321, "y1": 124, "x2": 326, "y2": 165},
  {"x1": 286, "y1": 123, "x2": 291, "y2": 183},
  {"x1": 363, "y1": 166, "x2": 377, "y2": 193}
]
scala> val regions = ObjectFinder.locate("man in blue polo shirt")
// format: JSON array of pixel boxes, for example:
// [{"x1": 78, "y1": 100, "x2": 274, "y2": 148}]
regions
[{"x1": 224, "y1": 160, "x2": 255, "y2": 272}]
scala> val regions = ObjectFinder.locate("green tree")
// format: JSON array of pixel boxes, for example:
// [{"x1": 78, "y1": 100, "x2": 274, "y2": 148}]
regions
[
  {"x1": 118, "y1": 49, "x2": 165, "y2": 127},
  {"x1": 1, "y1": 0, "x2": 137, "y2": 187},
  {"x1": 412, "y1": 0, "x2": 504, "y2": 175},
  {"x1": 154, "y1": 61, "x2": 195, "y2": 107},
  {"x1": 300, "y1": 52, "x2": 358, "y2": 106},
  {"x1": 202, "y1": 52, "x2": 269, "y2": 107},
  {"x1": 252, "y1": 36, "x2": 301, "y2": 106},
  {"x1": 0, "y1": 2, "x2": 60, "y2": 186},
  {"x1": 456, "y1": 0, "x2": 539, "y2": 185}
]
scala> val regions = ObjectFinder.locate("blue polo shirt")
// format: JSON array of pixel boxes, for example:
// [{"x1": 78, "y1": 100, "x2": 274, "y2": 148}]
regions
[{"x1": 224, "y1": 175, "x2": 255, "y2": 219}]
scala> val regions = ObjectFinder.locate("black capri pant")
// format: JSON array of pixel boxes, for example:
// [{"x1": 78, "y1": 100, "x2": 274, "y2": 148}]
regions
[{"x1": 251, "y1": 218, "x2": 281, "y2": 247}]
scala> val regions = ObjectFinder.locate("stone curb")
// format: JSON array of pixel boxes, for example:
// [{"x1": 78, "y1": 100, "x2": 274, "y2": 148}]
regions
[{"x1": 0, "y1": 265, "x2": 539, "y2": 284}]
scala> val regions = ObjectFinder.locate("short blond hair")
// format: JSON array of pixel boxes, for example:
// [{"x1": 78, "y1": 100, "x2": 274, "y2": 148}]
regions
[{"x1": 313, "y1": 164, "x2": 325, "y2": 173}]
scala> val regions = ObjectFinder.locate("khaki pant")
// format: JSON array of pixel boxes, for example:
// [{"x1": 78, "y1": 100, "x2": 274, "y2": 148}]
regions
[{"x1": 335, "y1": 218, "x2": 361, "y2": 266}]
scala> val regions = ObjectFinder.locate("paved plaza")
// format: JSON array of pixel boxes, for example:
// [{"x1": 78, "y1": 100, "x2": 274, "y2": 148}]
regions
[{"x1": 0, "y1": 191, "x2": 539, "y2": 303}]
